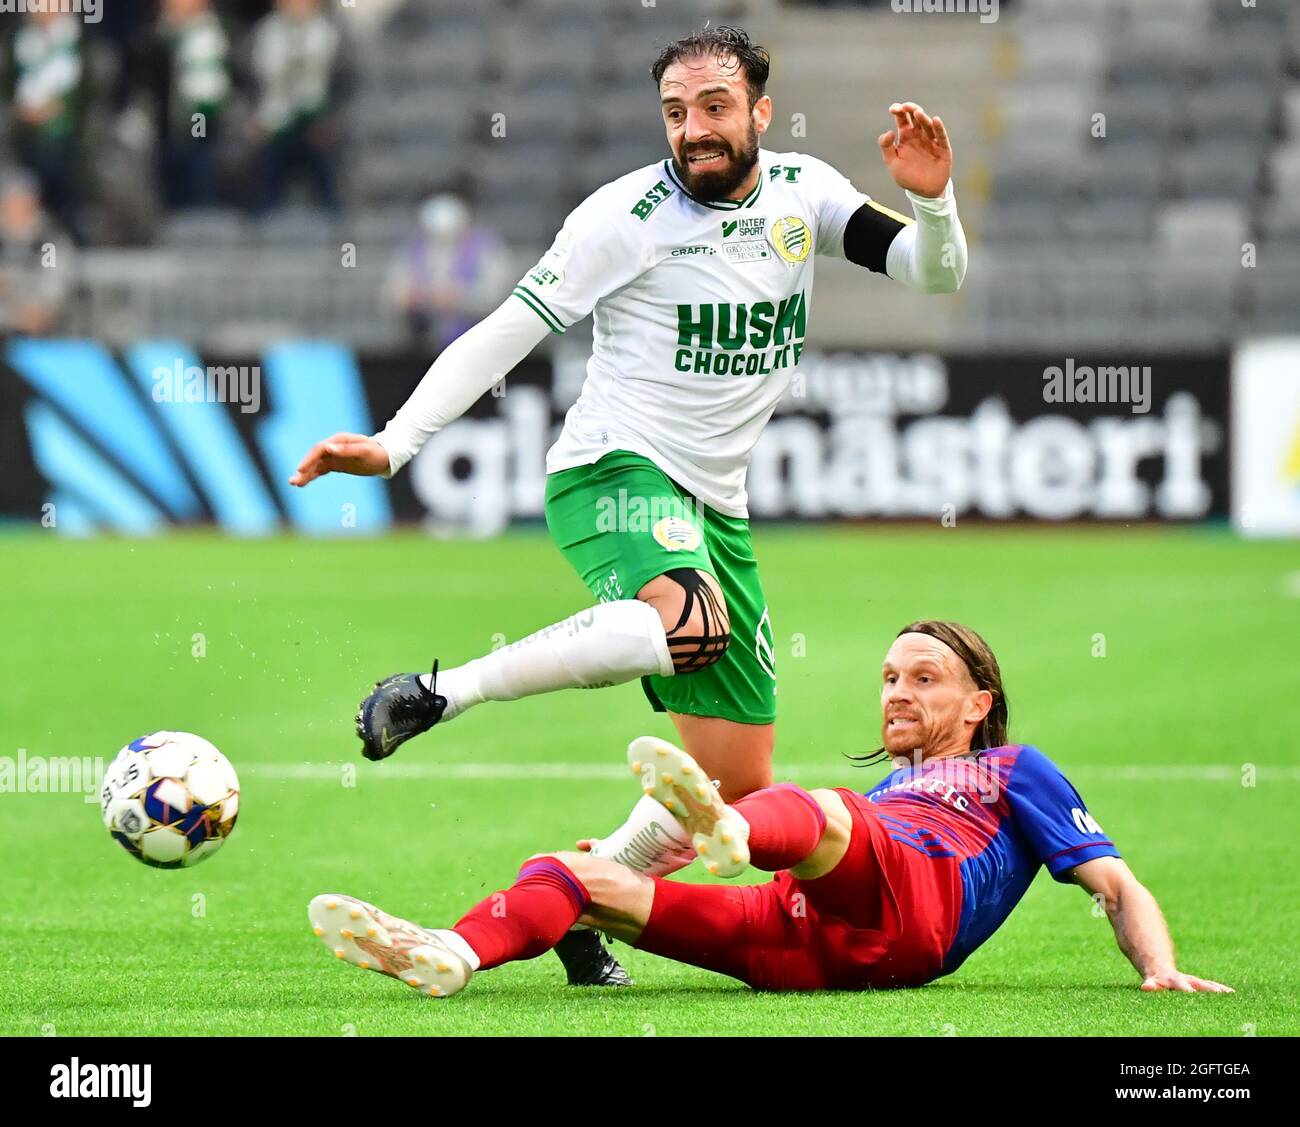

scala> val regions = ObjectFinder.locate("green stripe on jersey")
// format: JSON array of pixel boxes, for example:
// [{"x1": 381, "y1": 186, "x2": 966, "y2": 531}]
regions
[{"x1": 512, "y1": 286, "x2": 565, "y2": 334}]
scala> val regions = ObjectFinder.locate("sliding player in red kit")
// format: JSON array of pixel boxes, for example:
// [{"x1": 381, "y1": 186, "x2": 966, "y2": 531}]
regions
[{"x1": 307, "y1": 620, "x2": 1233, "y2": 997}]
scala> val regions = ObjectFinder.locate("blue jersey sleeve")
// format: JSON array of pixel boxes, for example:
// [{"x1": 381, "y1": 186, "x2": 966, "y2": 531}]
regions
[{"x1": 1005, "y1": 746, "x2": 1121, "y2": 882}]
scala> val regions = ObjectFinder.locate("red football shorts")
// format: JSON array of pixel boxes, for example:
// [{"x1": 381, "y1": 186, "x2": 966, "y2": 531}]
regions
[{"x1": 633, "y1": 789, "x2": 962, "y2": 990}]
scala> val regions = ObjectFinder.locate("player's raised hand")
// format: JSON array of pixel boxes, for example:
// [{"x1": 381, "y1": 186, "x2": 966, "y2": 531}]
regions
[
  {"x1": 878, "y1": 101, "x2": 952, "y2": 199},
  {"x1": 1140, "y1": 969, "x2": 1235, "y2": 994},
  {"x1": 289, "y1": 432, "x2": 389, "y2": 486}
]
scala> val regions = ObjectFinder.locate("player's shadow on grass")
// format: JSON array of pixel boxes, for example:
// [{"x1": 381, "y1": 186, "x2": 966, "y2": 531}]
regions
[
  {"x1": 920, "y1": 981, "x2": 1140, "y2": 994},
  {"x1": 527, "y1": 981, "x2": 1144, "y2": 998}
]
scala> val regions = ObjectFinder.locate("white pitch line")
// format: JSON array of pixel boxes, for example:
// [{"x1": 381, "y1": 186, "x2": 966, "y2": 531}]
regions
[{"x1": 241, "y1": 762, "x2": 1300, "y2": 783}]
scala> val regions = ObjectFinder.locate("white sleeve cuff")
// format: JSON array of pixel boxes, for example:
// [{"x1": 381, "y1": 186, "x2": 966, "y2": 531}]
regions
[
  {"x1": 371, "y1": 296, "x2": 551, "y2": 476},
  {"x1": 886, "y1": 179, "x2": 967, "y2": 294}
]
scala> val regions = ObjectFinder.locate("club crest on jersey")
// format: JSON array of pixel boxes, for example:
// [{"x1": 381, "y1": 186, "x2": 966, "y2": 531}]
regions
[
  {"x1": 651, "y1": 516, "x2": 702, "y2": 553},
  {"x1": 770, "y1": 216, "x2": 812, "y2": 264}
]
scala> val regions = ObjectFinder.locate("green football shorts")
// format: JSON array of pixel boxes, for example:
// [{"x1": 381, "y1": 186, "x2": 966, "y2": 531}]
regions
[{"x1": 544, "y1": 450, "x2": 776, "y2": 726}]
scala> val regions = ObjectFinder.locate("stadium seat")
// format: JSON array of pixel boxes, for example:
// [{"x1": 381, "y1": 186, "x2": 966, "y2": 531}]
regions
[
  {"x1": 255, "y1": 208, "x2": 340, "y2": 249},
  {"x1": 1242, "y1": 261, "x2": 1300, "y2": 333},
  {"x1": 979, "y1": 202, "x2": 1060, "y2": 244},
  {"x1": 1014, "y1": 26, "x2": 1105, "y2": 83},
  {"x1": 359, "y1": 92, "x2": 471, "y2": 144},
  {"x1": 1006, "y1": 82, "x2": 1097, "y2": 143},
  {"x1": 576, "y1": 141, "x2": 667, "y2": 194},
  {"x1": 1260, "y1": 197, "x2": 1300, "y2": 240},
  {"x1": 1122, "y1": 6, "x2": 1214, "y2": 54},
  {"x1": 1107, "y1": 39, "x2": 1207, "y2": 91},
  {"x1": 991, "y1": 156, "x2": 1084, "y2": 206},
  {"x1": 1079, "y1": 142, "x2": 1167, "y2": 204},
  {"x1": 1186, "y1": 81, "x2": 1276, "y2": 145},
  {"x1": 1283, "y1": 86, "x2": 1300, "y2": 140},
  {"x1": 1149, "y1": 266, "x2": 1238, "y2": 344},
  {"x1": 591, "y1": 89, "x2": 666, "y2": 150},
  {"x1": 384, "y1": 34, "x2": 489, "y2": 84},
  {"x1": 488, "y1": 90, "x2": 588, "y2": 145},
  {"x1": 384, "y1": 0, "x2": 488, "y2": 35},
  {"x1": 982, "y1": 257, "x2": 1063, "y2": 347},
  {"x1": 1155, "y1": 200, "x2": 1249, "y2": 263},
  {"x1": 1166, "y1": 146, "x2": 1262, "y2": 203},
  {"x1": 1267, "y1": 145, "x2": 1300, "y2": 199},
  {"x1": 1095, "y1": 89, "x2": 1183, "y2": 144},
  {"x1": 158, "y1": 209, "x2": 250, "y2": 250},
  {"x1": 478, "y1": 198, "x2": 561, "y2": 246},
  {"x1": 1058, "y1": 260, "x2": 1152, "y2": 341},
  {"x1": 1017, "y1": 0, "x2": 1115, "y2": 26},
  {"x1": 1211, "y1": 0, "x2": 1287, "y2": 28},
  {"x1": 1064, "y1": 200, "x2": 1152, "y2": 245},
  {"x1": 497, "y1": 28, "x2": 604, "y2": 89},
  {"x1": 346, "y1": 208, "x2": 417, "y2": 257},
  {"x1": 1202, "y1": 34, "x2": 1285, "y2": 84}
]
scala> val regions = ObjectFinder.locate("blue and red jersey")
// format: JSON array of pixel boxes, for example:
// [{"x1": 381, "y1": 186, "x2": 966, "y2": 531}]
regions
[{"x1": 862, "y1": 745, "x2": 1120, "y2": 977}]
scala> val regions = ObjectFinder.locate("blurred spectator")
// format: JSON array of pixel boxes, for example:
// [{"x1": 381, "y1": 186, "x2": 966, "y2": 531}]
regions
[
  {"x1": 0, "y1": 170, "x2": 77, "y2": 337},
  {"x1": 250, "y1": 0, "x2": 346, "y2": 214},
  {"x1": 132, "y1": 0, "x2": 233, "y2": 209},
  {"x1": 98, "y1": 0, "x2": 153, "y2": 63},
  {"x1": 387, "y1": 193, "x2": 513, "y2": 349},
  {"x1": 5, "y1": 9, "x2": 86, "y2": 242}
]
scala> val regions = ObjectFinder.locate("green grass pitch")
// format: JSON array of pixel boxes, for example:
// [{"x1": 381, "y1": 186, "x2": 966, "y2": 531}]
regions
[{"x1": 1, "y1": 525, "x2": 1297, "y2": 1036}]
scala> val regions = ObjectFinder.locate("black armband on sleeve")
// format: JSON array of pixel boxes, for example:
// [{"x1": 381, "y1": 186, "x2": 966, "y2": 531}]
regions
[{"x1": 842, "y1": 201, "x2": 910, "y2": 275}]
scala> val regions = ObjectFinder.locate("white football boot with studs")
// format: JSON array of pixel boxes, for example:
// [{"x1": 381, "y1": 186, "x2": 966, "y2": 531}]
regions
[
  {"x1": 308, "y1": 893, "x2": 472, "y2": 998},
  {"x1": 626, "y1": 736, "x2": 750, "y2": 877}
]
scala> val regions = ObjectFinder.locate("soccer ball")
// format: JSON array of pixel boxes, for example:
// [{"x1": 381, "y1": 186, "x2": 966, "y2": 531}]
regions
[{"x1": 100, "y1": 732, "x2": 240, "y2": 868}]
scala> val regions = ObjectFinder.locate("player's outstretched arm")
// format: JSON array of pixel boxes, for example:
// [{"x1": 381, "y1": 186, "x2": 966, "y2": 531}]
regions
[
  {"x1": 878, "y1": 101, "x2": 951, "y2": 199},
  {"x1": 1072, "y1": 856, "x2": 1234, "y2": 993},
  {"x1": 288, "y1": 295, "x2": 551, "y2": 487},
  {"x1": 290, "y1": 433, "x2": 389, "y2": 486},
  {"x1": 861, "y1": 102, "x2": 967, "y2": 294}
]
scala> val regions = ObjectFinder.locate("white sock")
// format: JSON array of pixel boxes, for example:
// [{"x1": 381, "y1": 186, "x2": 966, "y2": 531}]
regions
[
  {"x1": 588, "y1": 793, "x2": 695, "y2": 878},
  {"x1": 431, "y1": 927, "x2": 481, "y2": 972},
  {"x1": 422, "y1": 600, "x2": 673, "y2": 720}
]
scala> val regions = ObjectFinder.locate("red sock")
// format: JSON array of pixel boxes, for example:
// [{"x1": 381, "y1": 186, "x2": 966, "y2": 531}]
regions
[
  {"x1": 452, "y1": 857, "x2": 590, "y2": 971},
  {"x1": 732, "y1": 783, "x2": 827, "y2": 871}
]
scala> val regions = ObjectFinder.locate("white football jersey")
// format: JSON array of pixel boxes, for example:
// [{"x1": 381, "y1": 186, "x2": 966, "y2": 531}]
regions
[{"x1": 515, "y1": 149, "x2": 879, "y2": 518}]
